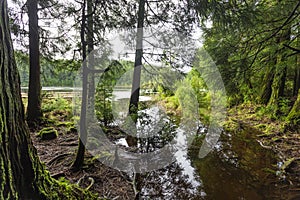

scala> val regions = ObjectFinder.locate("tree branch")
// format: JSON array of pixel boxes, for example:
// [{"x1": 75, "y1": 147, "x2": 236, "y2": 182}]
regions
[{"x1": 283, "y1": 44, "x2": 300, "y2": 54}]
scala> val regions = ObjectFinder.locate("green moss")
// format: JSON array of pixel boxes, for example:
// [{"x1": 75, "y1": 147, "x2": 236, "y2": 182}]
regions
[
  {"x1": 38, "y1": 127, "x2": 58, "y2": 140},
  {"x1": 287, "y1": 102, "x2": 300, "y2": 125},
  {"x1": 255, "y1": 124, "x2": 267, "y2": 129},
  {"x1": 56, "y1": 121, "x2": 74, "y2": 127},
  {"x1": 222, "y1": 119, "x2": 240, "y2": 133},
  {"x1": 67, "y1": 126, "x2": 77, "y2": 134}
]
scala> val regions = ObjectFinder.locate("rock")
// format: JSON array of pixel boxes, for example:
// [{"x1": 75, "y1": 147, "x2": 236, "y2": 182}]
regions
[{"x1": 38, "y1": 127, "x2": 58, "y2": 140}]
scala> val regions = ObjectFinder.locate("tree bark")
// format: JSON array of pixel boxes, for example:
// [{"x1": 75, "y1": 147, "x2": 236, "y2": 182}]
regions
[
  {"x1": 293, "y1": 32, "x2": 300, "y2": 97},
  {"x1": 72, "y1": 0, "x2": 88, "y2": 170},
  {"x1": 26, "y1": 0, "x2": 42, "y2": 125},
  {"x1": 129, "y1": 0, "x2": 145, "y2": 115},
  {"x1": 293, "y1": 64, "x2": 300, "y2": 97},
  {"x1": 87, "y1": 0, "x2": 95, "y2": 116},
  {"x1": 268, "y1": 28, "x2": 290, "y2": 109},
  {"x1": 126, "y1": 0, "x2": 145, "y2": 148},
  {"x1": 0, "y1": 1, "x2": 96, "y2": 199},
  {"x1": 287, "y1": 89, "x2": 300, "y2": 125},
  {"x1": 260, "y1": 62, "x2": 275, "y2": 105},
  {"x1": 0, "y1": 0, "x2": 59, "y2": 198}
]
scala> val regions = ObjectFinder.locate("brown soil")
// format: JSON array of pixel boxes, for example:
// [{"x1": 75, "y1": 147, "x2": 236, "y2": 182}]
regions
[{"x1": 31, "y1": 123, "x2": 135, "y2": 200}]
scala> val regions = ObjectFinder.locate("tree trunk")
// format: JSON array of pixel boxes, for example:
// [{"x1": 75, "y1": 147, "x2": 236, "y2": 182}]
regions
[
  {"x1": 287, "y1": 89, "x2": 300, "y2": 125},
  {"x1": 72, "y1": 0, "x2": 88, "y2": 170},
  {"x1": 293, "y1": 64, "x2": 300, "y2": 97},
  {"x1": 87, "y1": 0, "x2": 95, "y2": 117},
  {"x1": 26, "y1": 0, "x2": 42, "y2": 125},
  {"x1": 0, "y1": 1, "x2": 95, "y2": 199},
  {"x1": 268, "y1": 29, "x2": 290, "y2": 110},
  {"x1": 268, "y1": 58, "x2": 287, "y2": 109},
  {"x1": 129, "y1": 0, "x2": 145, "y2": 115},
  {"x1": 126, "y1": 0, "x2": 145, "y2": 148},
  {"x1": 293, "y1": 34, "x2": 300, "y2": 96},
  {"x1": 260, "y1": 62, "x2": 275, "y2": 105}
]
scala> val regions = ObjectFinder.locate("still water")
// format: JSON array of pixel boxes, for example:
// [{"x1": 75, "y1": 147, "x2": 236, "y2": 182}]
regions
[
  {"x1": 84, "y1": 89, "x2": 288, "y2": 200},
  {"x1": 112, "y1": 105, "x2": 284, "y2": 200}
]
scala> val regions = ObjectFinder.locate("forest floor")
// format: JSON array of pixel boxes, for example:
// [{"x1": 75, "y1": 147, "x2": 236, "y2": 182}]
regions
[
  {"x1": 31, "y1": 125, "x2": 136, "y2": 200},
  {"x1": 225, "y1": 103, "x2": 300, "y2": 198},
  {"x1": 29, "y1": 102, "x2": 136, "y2": 200},
  {"x1": 28, "y1": 97, "x2": 300, "y2": 199}
]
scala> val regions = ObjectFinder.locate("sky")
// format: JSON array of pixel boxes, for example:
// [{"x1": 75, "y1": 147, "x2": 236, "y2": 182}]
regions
[{"x1": 8, "y1": 0, "x2": 206, "y2": 70}]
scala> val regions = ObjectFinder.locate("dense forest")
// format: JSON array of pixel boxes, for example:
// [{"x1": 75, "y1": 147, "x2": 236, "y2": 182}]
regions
[{"x1": 0, "y1": 0, "x2": 299, "y2": 199}]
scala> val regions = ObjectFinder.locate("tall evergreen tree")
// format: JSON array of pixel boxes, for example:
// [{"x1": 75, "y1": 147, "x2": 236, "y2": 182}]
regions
[
  {"x1": 0, "y1": 0, "x2": 96, "y2": 198},
  {"x1": 26, "y1": 0, "x2": 42, "y2": 125}
]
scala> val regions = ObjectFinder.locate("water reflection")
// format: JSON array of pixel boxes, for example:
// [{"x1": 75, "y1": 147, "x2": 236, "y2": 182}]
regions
[
  {"x1": 130, "y1": 110, "x2": 279, "y2": 199},
  {"x1": 189, "y1": 128, "x2": 279, "y2": 200},
  {"x1": 140, "y1": 162, "x2": 204, "y2": 200},
  {"x1": 108, "y1": 105, "x2": 280, "y2": 199},
  {"x1": 90, "y1": 92, "x2": 281, "y2": 199}
]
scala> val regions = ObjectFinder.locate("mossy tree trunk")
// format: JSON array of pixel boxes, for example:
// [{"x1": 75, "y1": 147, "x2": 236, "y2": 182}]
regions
[
  {"x1": 268, "y1": 29, "x2": 290, "y2": 112},
  {"x1": 288, "y1": 89, "x2": 300, "y2": 125},
  {"x1": 0, "y1": 0, "x2": 49, "y2": 198},
  {"x1": 26, "y1": 0, "x2": 42, "y2": 126},
  {"x1": 293, "y1": 31, "x2": 300, "y2": 97},
  {"x1": 293, "y1": 63, "x2": 300, "y2": 97},
  {"x1": 0, "y1": 1, "x2": 95, "y2": 199},
  {"x1": 260, "y1": 60, "x2": 275, "y2": 105}
]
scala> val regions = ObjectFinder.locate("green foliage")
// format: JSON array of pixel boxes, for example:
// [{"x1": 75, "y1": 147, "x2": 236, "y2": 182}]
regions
[
  {"x1": 256, "y1": 104, "x2": 278, "y2": 120},
  {"x1": 200, "y1": 0, "x2": 300, "y2": 123},
  {"x1": 42, "y1": 98, "x2": 73, "y2": 121},
  {"x1": 95, "y1": 60, "x2": 127, "y2": 125},
  {"x1": 157, "y1": 85, "x2": 175, "y2": 98},
  {"x1": 42, "y1": 98, "x2": 72, "y2": 113},
  {"x1": 164, "y1": 95, "x2": 180, "y2": 111},
  {"x1": 278, "y1": 98, "x2": 291, "y2": 118},
  {"x1": 155, "y1": 68, "x2": 212, "y2": 124},
  {"x1": 15, "y1": 51, "x2": 80, "y2": 87}
]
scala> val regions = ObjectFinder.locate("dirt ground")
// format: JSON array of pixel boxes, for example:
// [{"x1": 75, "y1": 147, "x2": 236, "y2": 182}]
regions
[{"x1": 31, "y1": 123, "x2": 136, "y2": 200}]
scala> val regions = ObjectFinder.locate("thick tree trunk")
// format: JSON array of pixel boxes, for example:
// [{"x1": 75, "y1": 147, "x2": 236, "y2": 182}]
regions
[
  {"x1": 268, "y1": 58, "x2": 287, "y2": 109},
  {"x1": 26, "y1": 0, "x2": 42, "y2": 125},
  {"x1": 0, "y1": 1, "x2": 96, "y2": 199},
  {"x1": 0, "y1": 1, "x2": 40, "y2": 198},
  {"x1": 293, "y1": 65, "x2": 300, "y2": 97}
]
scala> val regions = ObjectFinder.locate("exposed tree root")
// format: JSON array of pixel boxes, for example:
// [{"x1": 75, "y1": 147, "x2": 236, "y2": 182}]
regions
[{"x1": 48, "y1": 153, "x2": 72, "y2": 166}]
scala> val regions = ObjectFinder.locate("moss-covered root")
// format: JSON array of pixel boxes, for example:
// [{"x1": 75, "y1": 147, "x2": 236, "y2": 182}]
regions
[{"x1": 34, "y1": 164, "x2": 98, "y2": 200}]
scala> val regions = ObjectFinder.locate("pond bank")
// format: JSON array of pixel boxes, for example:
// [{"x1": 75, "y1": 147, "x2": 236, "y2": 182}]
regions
[{"x1": 224, "y1": 103, "x2": 300, "y2": 199}]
